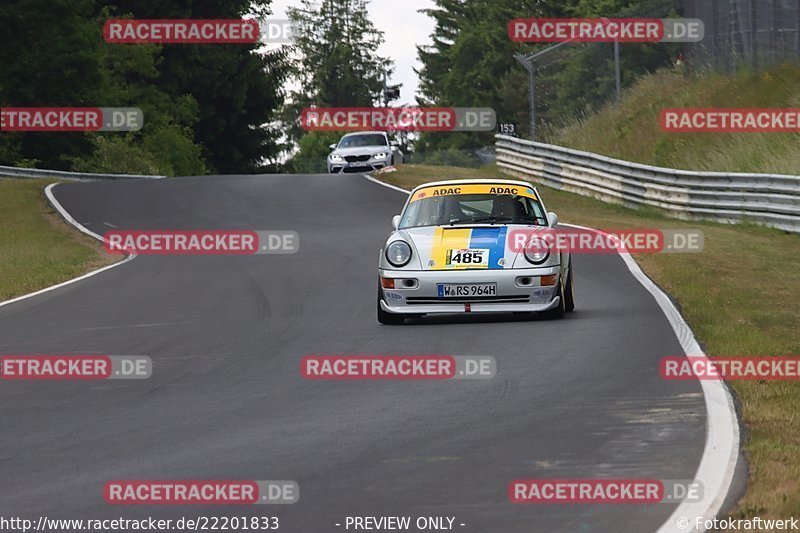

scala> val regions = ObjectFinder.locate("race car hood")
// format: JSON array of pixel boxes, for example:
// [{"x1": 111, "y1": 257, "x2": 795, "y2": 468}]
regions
[{"x1": 401, "y1": 226, "x2": 520, "y2": 270}]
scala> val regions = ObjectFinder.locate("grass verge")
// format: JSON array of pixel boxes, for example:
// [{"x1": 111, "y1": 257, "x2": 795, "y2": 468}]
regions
[
  {"x1": 377, "y1": 163, "x2": 800, "y2": 521},
  {"x1": 0, "y1": 178, "x2": 118, "y2": 302},
  {"x1": 551, "y1": 64, "x2": 800, "y2": 174}
]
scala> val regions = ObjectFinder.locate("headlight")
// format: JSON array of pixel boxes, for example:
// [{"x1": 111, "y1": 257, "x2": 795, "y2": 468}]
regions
[
  {"x1": 523, "y1": 241, "x2": 550, "y2": 265},
  {"x1": 330, "y1": 154, "x2": 343, "y2": 162},
  {"x1": 372, "y1": 152, "x2": 388, "y2": 160},
  {"x1": 385, "y1": 241, "x2": 412, "y2": 267}
]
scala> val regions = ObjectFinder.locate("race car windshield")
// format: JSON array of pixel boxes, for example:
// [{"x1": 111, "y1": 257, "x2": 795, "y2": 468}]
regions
[
  {"x1": 337, "y1": 134, "x2": 388, "y2": 148},
  {"x1": 400, "y1": 193, "x2": 546, "y2": 229}
]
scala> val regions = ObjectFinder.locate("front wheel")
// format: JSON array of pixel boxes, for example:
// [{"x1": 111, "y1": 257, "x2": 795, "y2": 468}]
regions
[{"x1": 377, "y1": 286, "x2": 405, "y2": 325}]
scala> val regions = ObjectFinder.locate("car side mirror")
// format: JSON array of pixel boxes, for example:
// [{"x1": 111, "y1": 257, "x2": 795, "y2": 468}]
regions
[
  {"x1": 391, "y1": 215, "x2": 401, "y2": 230},
  {"x1": 546, "y1": 212, "x2": 558, "y2": 227},
  {"x1": 329, "y1": 143, "x2": 337, "y2": 150},
  {"x1": 390, "y1": 141, "x2": 400, "y2": 147}
]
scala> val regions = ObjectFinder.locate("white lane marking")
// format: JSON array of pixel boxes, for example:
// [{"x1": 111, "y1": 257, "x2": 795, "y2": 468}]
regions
[
  {"x1": 103, "y1": 221, "x2": 118, "y2": 228},
  {"x1": 362, "y1": 172, "x2": 411, "y2": 194},
  {"x1": 78, "y1": 321, "x2": 190, "y2": 332},
  {"x1": 363, "y1": 173, "x2": 739, "y2": 533},
  {"x1": 0, "y1": 183, "x2": 136, "y2": 309},
  {"x1": 563, "y1": 223, "x2": 739, "y2": 533}
]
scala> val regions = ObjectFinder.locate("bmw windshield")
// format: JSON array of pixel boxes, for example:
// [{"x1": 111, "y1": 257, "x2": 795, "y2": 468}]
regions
[{"x1": 337, "y1": 134, "x2": 388, "y2": 148}]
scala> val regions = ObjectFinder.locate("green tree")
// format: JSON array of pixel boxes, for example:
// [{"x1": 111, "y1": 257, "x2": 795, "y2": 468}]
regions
[
  {"x1": 105, "y1": 0, "x2": 291, "y2": 173},
  {"x1": 415, "y1": 0, "x2": 576, "y2": 151},
  {"x1": 0, "y1": 0, "x2": 231, "y2": 174},
  {"x1": 0, "y1": 0, "x2": 103, "y2": 169},
  {"x1": 415, "y1": 0, "x2": 679, "y2": 147},
  {"x1": 69, "y1": 9, "x2": 207, "y2": 175},
  {"x1": 286, "y1": 131, "x2": 341, "y2": 173},
  {"x1": 285, "y1": 0, "x2": 393, "y2": 168},
  {"x1": 288, "y1": 0, "x2": 390, "y2": 107}
]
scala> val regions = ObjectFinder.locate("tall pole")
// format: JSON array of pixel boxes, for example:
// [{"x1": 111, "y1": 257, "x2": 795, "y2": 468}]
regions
[
  {"x1": 382, "y1": 69, "x2": 389, "y2": 107},
  {"x1": 514, "y1": 52, "x2": 536, "y2": 141},
  {"x1": 614, "y1": 41, "x2": 621, "y2": 106},
  {"x1": 749, "y1": 0, "x2": 757, "y2": 68},
  {"x1": 528, "y1": 63, "x2": 536, "y2": 140}
]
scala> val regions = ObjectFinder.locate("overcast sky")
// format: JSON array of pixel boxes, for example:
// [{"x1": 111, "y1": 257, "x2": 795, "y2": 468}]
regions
[{"x1": 268, "y1": 0, "x2": 435, "y2": 105}]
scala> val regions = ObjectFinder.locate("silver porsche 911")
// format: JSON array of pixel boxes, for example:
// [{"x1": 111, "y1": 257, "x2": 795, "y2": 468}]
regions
[{"x1": 377, "y1": 179, "x2": 574, "y2": 324}]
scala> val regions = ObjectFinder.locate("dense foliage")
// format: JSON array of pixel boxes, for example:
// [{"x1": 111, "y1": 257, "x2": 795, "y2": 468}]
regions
[
  {"x1": 0, "y1": 0, "x2": 289, "y2": 174},
  {"x1": 415, "y1": 0, "x2": 680, "y2": 151},
  {"x1": 285, "y1": 0, "x2": 392, "y2": 171}
]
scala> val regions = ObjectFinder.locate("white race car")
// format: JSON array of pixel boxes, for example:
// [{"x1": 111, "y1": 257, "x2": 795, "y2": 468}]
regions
[
  {"x1": 377, "y1": 179, "x2": 574, "y2": 324},
  {"x1": 327, "y1": 131, "x2": 403, "y2": 174}
]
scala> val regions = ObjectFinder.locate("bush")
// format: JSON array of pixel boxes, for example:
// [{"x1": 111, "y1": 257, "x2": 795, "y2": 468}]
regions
[
  {"x1": 286, "y1": 131, "x2": 341, "y2": 173},
  {"x1": 142, "y1": 125, "x2": 206, "y2": 177},
  {"x1": 70, "y1": 124, "x2": 206, "y2": 177},
  {"x1": 70, "y1": 136, "x2": 164, "y2": 175}
]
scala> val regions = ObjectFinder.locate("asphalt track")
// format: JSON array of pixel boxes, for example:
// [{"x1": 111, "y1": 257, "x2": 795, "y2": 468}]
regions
[{"x1": 0, "y1": 173, "x2": 709, "y2": 532}]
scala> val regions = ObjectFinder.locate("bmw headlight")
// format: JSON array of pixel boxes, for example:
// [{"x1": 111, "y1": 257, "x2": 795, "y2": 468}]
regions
[
  {"x1": 386, "y1": 241, "x2": 412, "y2": 267},
  {"x1": 372, "y1": 152, "x2": 388, "y2": 160},
  {"x1": 330, "y1": 154, "x2": 344, "y2": 162},
  {"x1": 523, "y1": 241, "x2": 550, "y2": 265}
]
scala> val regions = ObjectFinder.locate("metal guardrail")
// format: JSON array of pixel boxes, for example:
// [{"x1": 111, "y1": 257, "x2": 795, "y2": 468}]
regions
[
  {"x1": 495, "y1": 134, "x2": 800, "y2": 233},
  {"x1": 0, "y1": 165, "x2": 164, "y2": 181}
]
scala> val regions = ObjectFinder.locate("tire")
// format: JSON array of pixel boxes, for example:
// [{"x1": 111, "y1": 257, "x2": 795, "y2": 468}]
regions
[
  {"x1": 564, "y1": 260, "x2": 575, "y2": 312},
  {"x1": 390, "y1": 155, "x2": 395, "y2": 166},
  {"x1": 377, "y1": 286, "x2": 405, "y2": 325}
]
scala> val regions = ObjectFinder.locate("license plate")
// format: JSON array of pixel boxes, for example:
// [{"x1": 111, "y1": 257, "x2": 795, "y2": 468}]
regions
[
  {"x1": 445, "y1": 248, "x2": 489, "y2": 269},
  {"x1": 437, "y1": 283, "x2": 497, "y2": 298}
]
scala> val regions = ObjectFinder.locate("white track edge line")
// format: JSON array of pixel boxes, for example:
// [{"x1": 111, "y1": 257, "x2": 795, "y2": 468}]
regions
[
  {"x1": 362, "y1": 173, "x2": 740, "y2": 533},
  {"x1": 0, "y1": 183, "x2": 136, "y2": 309},
  {"x1": 562, "y1": 223, "x2": 739, "y2": 533},
  {"x1": 362, "y1": 172, "x2": 411, "y2": 194}
]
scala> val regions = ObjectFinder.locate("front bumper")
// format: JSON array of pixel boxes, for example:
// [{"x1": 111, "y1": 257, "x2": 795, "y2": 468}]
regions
[
  {"x1": 328, "y1": 159, "x2": 389, "y2": 174},
  {"x1": 379, "y1": 266, "x2": 561, "y2": 315}
]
